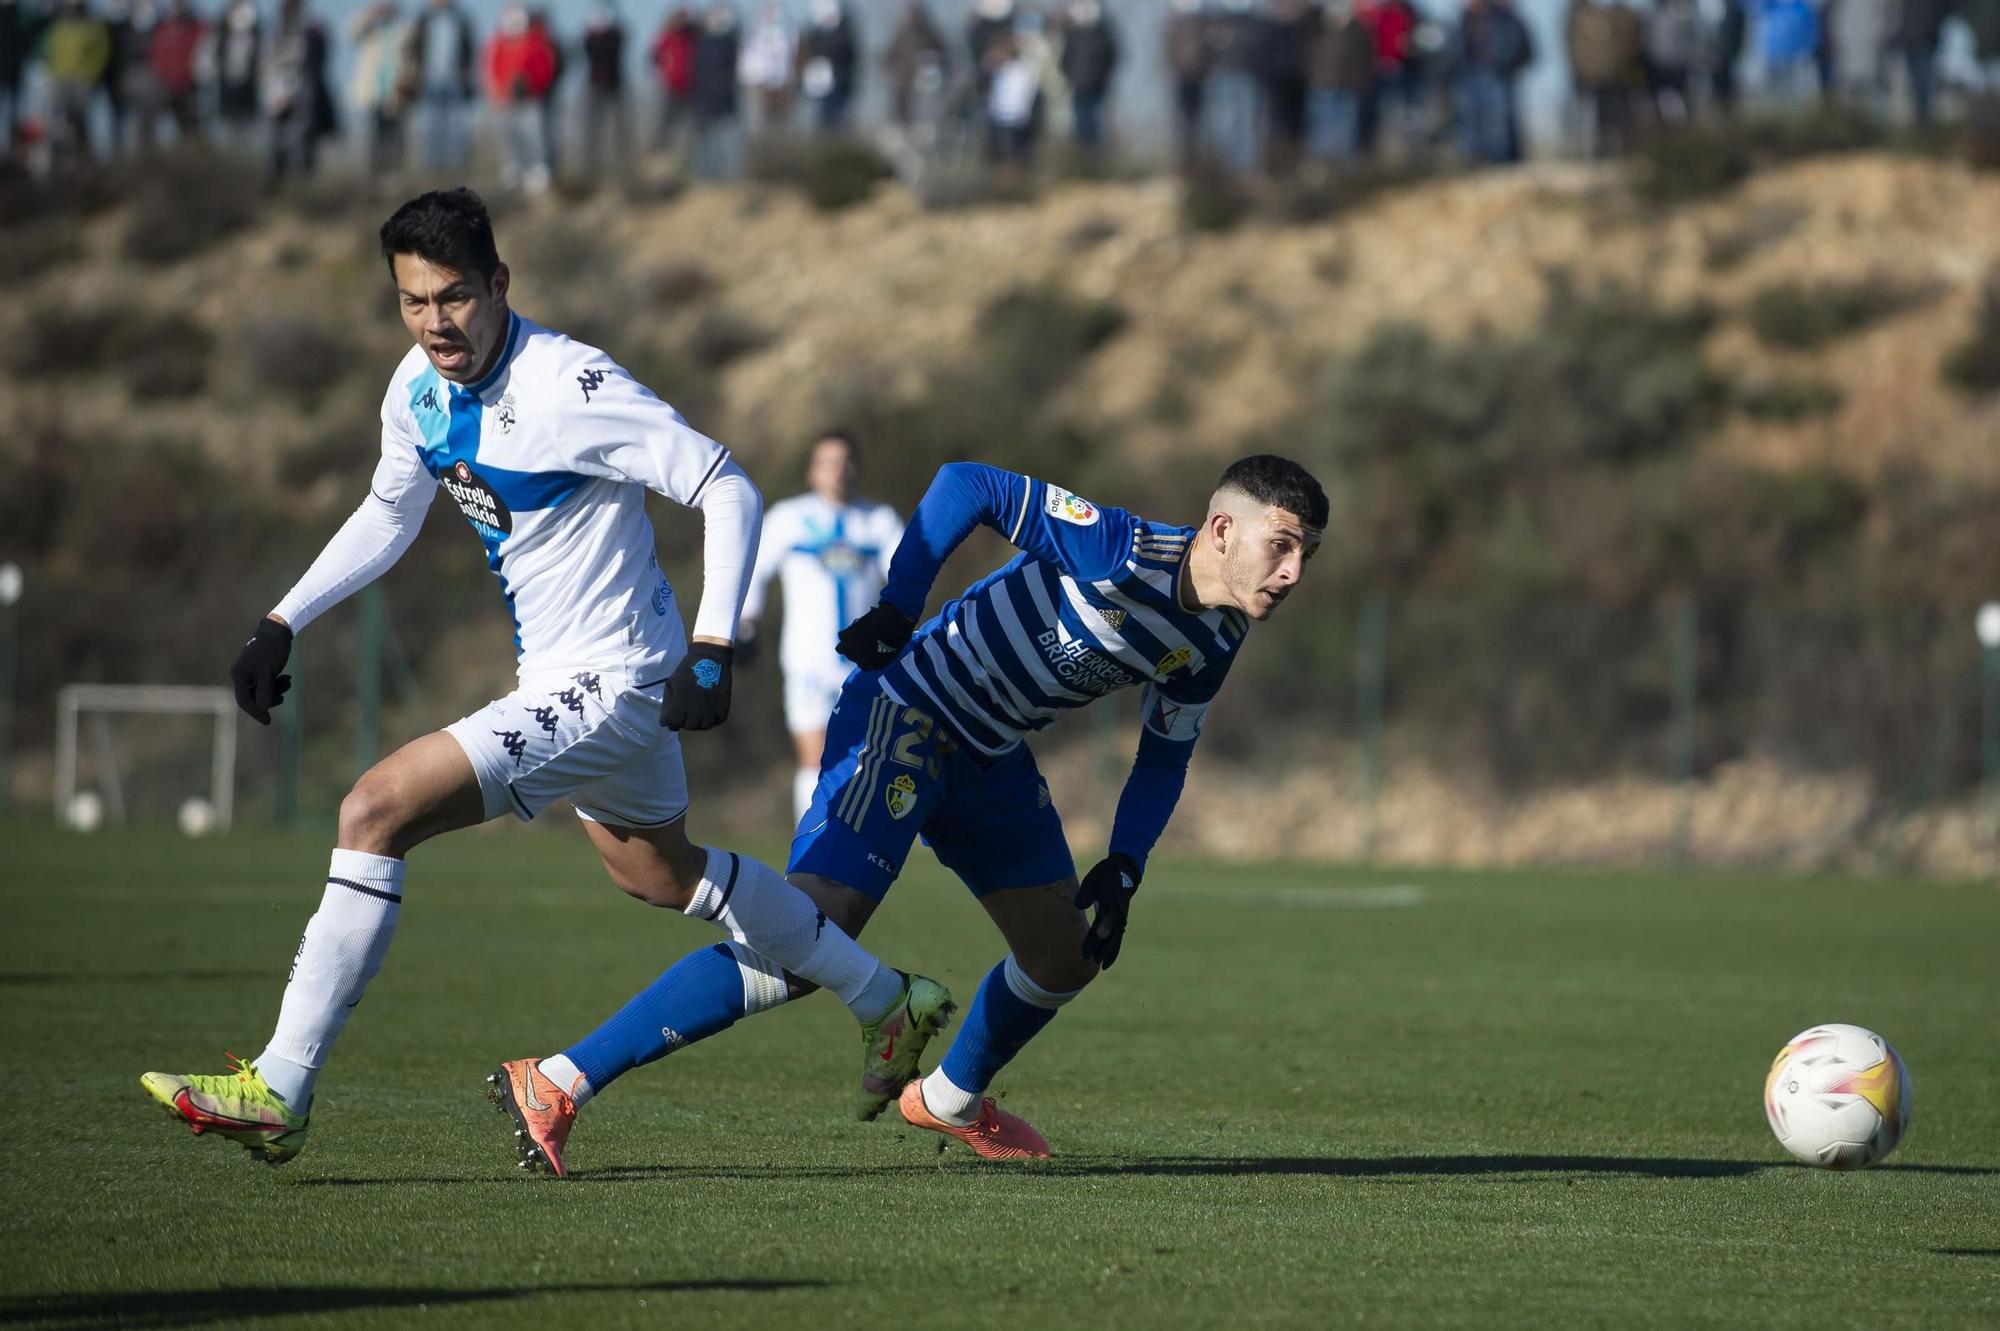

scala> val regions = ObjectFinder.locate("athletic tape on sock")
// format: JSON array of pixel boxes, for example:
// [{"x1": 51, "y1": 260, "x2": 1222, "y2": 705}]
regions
[
  {"x1": 1003, "y1": 954, "x2": 1080, "y2": 1011},
  {"x1": 722, "y1": 941, "x2": 790, "y2": 1014}
]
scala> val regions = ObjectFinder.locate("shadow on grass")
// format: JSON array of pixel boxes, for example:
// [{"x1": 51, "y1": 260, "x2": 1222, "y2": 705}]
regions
[
  {"x1": 1933, "y1": 1248, "x2": 2000, "y2": 1257},
  {"x1": 0, "y1": 969, "x2": 268, "y2": 986},
  {"x1": 290, "y1": 1153, "x2": 2000, "y2": 1188},
  {"x1": 587, "y1": 1153, "x2": 1999, "y2": 1183},
  {"x1": 0, "y1": 1280, "x2": 829, "y2": 1329}
]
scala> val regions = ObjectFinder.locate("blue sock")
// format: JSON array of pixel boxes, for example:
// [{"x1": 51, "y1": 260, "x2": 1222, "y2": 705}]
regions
[
  {"x1": 938, "y1": 959, "x2": 1066, "y2": 1095},
  {"x1": 566, "y1": 943, "x2": 776, "y2": 1092}
]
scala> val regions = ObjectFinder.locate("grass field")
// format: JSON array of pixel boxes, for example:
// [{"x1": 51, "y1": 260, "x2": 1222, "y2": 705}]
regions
[{"x1": 1, "y1": 820, "x2": 1996, "y2": 1329}]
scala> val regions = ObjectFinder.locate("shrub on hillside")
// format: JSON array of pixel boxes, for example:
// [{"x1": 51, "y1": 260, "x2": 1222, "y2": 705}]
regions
[
  {"x1": 1734, "y1": 374, "x2": 1843, "y2": 421},
  {"x1": 240, "y1": 315, "x2": 355, "y2": 409},
  {"x1": 1940, "y1": 269, "x2": 2000, "y2": 393},
  {"x1": 121, "y1": 147, "x2": 262, "y2": 265},
  {"x1": 0, "y1": 223, "x2": 83, "y2": 289},
  {"x1": 120, "y1": 315, "x2": 214, "y2": 399},
  {"x1": 647, "y1": 260, "x2": 716, "y2": 309},
  {"x1": 5, "y1": 299, "x2": 213, "y2": 395},
  {"x1": 746, "y1": 134, "x2": 895, "y2": 212},
  {"x1": 688, "y1": 309, "x2": 771, "y2": 370},
  {"x1": 5, "y1": 300, "x2": 123, "y2": 377},
  {"x1": 1746, "y1": 275, "x2": 1936, "y2": 350},
  {"x1": 1634, "y1": 107, "x2": 1895, "y2": 206},
  {"x1": 1968, "y1": 94, "x2": 2000, "y2": 171},
  {"x1": 978, "y1": 284, "x2": 1126, "y2": 400},
  {"x1": 1179, "y1": 158, "x2": 1253, "y2": 233}
]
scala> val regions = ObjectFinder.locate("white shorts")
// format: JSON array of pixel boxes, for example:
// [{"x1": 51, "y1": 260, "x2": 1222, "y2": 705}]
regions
[
  {"x1": 444, "y1": 667, "x2": 689, "y2": 828},
  {"x1": 782, "y1": 664, "x2": 849, "y2": 735}
]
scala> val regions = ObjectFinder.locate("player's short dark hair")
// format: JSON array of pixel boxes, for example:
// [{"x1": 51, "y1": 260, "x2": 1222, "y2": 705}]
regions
[
  {"x1": 1217, "y1": 455, "x2": 1328, "y2": 529},
  {"x1": 379, "y1": 188, "x2": 501, "y2": 286},
  {"x1": 810, "y1": 430, "x2": 860, "y2": 463}
]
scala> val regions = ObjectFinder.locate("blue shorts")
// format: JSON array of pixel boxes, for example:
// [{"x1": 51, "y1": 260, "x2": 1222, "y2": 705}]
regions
[{"x1": 789, "y1": 675, "x2": 1075, "y2": 901}]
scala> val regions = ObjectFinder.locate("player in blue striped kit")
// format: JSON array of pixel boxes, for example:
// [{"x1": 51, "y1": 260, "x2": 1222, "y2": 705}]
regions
[{"x1": 501, "y1": 454, "x2": 1324, "y2": 1163}]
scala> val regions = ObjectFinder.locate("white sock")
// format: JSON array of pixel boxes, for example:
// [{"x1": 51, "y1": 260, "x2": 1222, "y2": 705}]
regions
[
  {"x1": 682, "y1": 848, "x2": 899, "y2": 1021},
  {"x1": 792, "y1": 766, "x2": 818, "y2": 827},
  {"x1": 922, "y1": 1067, "x2": 982, "y2": 1127},
  {"x1": 537, "y1": 1053, "x2": 593, "y2": 1108},
  {"x1": 255, "y1": 849, "x2": 404, "y2": 1111}
]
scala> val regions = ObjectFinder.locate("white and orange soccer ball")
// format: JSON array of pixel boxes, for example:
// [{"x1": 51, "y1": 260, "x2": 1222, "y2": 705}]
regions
[{"x1": 1764, "y1": 1023, "x2": 1912, "y2": 1169}]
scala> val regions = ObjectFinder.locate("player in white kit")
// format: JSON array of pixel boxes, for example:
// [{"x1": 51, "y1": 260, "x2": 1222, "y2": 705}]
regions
[
  {"x1": 739, "y1": 431, "x2": 904, "y2": 822},
  {"x1": 138, "y1": 190, "x2": 953, "y2": 1175}
]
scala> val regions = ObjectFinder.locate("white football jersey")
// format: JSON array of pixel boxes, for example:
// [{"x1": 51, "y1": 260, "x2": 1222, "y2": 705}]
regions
[
  {"x1": 351, "y1": 313, "x2": 733, "y2": 677},
  {"x1": 743, "y1": 493, "x2": 903, "y2": 676}
]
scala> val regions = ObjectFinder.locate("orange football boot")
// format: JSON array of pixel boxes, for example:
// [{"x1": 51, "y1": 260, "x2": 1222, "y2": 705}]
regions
[
  {"x1": 486, "y1": 1059, "x2": 578, "y2": 1178},
  {"x1": 897, "y1": 1079, "x2": 1050, "y2": 1159}
]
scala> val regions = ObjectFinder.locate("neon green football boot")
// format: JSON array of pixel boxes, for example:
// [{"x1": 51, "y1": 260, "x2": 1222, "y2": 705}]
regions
[
  {"x1": 140, "y1": 1055, "x2": 310, "y2": 1166},
  {"x1": 857, "y1": 972, "x2": 956, "y2": 1121}
]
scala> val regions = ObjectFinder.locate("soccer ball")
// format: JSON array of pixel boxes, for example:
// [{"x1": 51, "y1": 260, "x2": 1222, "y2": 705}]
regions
[
  {"x1": 65, "y1": 790, "x2": 104, "y2": 833},
  {"x1": 177, "y1": 797, "x2": 218, "y2": 838},
  {"x1": 1763, "y1": 1023, "x2": 1912, "y2": 1169}
]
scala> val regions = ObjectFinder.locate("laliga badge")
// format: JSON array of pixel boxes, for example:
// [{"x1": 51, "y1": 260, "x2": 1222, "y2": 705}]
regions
[{"x1": 886, "y1": 774, "x2": 918, "y2": 821}]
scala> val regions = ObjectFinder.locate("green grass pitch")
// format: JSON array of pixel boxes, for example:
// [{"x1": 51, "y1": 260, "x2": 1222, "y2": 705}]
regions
[{"x1": 1, "y1": 821, "x2": 1995, "y2": 1328}]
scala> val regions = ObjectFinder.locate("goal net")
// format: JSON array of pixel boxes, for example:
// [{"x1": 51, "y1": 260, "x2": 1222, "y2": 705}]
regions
[{"x1": 54, "y1": 685, "x2": 238, "y2": 832}]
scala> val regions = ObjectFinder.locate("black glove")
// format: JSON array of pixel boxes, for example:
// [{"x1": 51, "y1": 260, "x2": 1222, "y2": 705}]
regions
[
  {"x1": 1076, "y1": 852, "x2": 1141, "y2": 971},
  {"x1": 229, "y1": 617, "x2": 294, "y2": 725},
  {"x1": 659, "y1": 641, "x2": 734, "y2": 731},
  {"x1": 837, "y1": 602, "x2": 916, "y2": 671},
  {"x1": 734, "y1": 626, "x2": 761, "y2": 670}
]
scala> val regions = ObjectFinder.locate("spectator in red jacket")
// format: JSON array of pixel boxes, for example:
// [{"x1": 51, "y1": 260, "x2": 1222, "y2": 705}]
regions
[
  {"x1": 145, "y1": 0, "x2": 206, "y2": 142},
  {"x1": 485, "y1": 3, "x2": 557, "y2": 192},
  {"x1": 1353, "y1": 0, "x2": 1419, "y2": 153},
  {"x1": 652, "y1": 6, "x2": 698, "y2": 157}
]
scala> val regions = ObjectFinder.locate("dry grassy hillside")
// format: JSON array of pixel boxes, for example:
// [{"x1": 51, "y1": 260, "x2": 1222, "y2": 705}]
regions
[{"x1": 3, "y1": 152, "x2": 1995, "y2": 874}]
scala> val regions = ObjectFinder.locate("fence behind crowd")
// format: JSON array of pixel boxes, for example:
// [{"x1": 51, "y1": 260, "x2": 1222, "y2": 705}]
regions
[{"x1": 29, "y1": 575, "x2": 1997, "y2": 876}]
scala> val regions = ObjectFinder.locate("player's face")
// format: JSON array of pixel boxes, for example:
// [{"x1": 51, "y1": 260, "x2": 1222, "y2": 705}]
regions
[
  {"x1": 391, "y1": 253, "x2": 512, "y2": 384},
  {"x1": 806, "y1": 439, "x2": 856, "y2": 502},
  {"x1": 1225, "y1": 505, "x2": 1320, "y2": 621}
]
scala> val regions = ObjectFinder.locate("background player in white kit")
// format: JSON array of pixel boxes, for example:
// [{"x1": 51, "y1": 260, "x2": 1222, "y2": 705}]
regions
[
  {"x1": 739, "y1": 431, "x2": 903, "y2": 822},
  {"x1": 138, "y1": 190, "x2": 952, "y2": 1175}
]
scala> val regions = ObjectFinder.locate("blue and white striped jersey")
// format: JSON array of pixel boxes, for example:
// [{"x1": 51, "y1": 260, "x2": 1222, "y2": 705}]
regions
[{"x1": 876, "y1": 464, "x2": 1248, "y2": 762}]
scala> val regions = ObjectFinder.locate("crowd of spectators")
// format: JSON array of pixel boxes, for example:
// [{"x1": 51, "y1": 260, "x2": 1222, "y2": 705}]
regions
[{"x1": 2, "y1": 0, "x2": 1996, "y2": 191}]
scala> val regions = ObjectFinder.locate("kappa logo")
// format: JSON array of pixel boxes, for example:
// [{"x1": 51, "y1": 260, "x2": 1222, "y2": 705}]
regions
[
  {"x1": 417, "y1": 386, "x2": 440, "y2": 414},
  {"x1": 493, "y1": 729, "x2": 527, "y2": 765},
  {"x1": 1045, "y1": 485, "x2": 1100, "y2": 527},
  {"x1": 577, "y1": 368, "x2": 608, "y2": 402},
  {"x1": 572, "y1": 672, "x2": 602, "y2": 698},
  {"x1": 1153, "y1": 645, "x2": 1194, "y2": 679},
  {"x1": 531, "y1": 705, "x2": 559, "y2": 737},
  {"x1": 556, "y1": 688, "x2": 585, "y2": 715},
  {"x1": 1097, "y1": 607, "x2": 1127, "y2": 633},
  {"x1": 885, "y1": 773, "x2": 918, "y2": 821}
]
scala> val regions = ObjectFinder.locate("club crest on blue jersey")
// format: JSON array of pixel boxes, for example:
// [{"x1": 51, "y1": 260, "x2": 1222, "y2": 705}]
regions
[
  {"x1": 496, "y1": 393, "x2": 518, "y2": 433},
  {"x1": 1153, "y1": 645, "x2": 1194, "y2": 680},
  {"x1": 441, "y1": 460, "x2": 512, "y2": 540},
  {"x1": 885, "y1": 774, "x2": 917, "y2": 820},
  {"x1": 693, "y1": 658, "x2": 723, "y2": 689}
]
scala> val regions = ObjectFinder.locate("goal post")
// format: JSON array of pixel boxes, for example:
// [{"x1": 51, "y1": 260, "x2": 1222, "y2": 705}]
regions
[{"x1": 54, "y1": 685, "x2": 238, "y2": 831}]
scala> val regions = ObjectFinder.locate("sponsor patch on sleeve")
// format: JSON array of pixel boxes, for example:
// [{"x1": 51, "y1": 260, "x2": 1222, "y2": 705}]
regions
[{"x1": 1044, "y1": 485, "x2": 1100, "y2": 526}]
